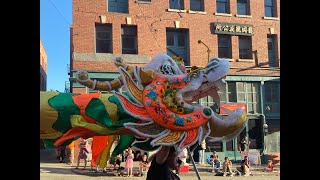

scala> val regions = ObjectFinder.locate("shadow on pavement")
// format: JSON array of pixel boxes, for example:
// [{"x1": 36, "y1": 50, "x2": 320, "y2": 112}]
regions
[{"x1": 40, "y1": 167, "x2": 74, "y2": 175}]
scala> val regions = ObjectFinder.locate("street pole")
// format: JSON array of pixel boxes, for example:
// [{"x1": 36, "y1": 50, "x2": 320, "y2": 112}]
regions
[
  {"x1": 198, "y1": 40, "x2": 212, "y2": 63},
  {"x1": 187, "y1": 146, "x2": 202, "y2": 180}
]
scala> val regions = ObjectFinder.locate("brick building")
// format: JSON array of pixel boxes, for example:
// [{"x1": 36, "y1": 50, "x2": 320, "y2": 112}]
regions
[
  {"x1": 69, "y1": 0, "x2": 280, "y2": 163},
  {"x1": 40, "y1": 40, "x2": 48, "y2": 149},
  {"x1": 40, "y1": 40, "x2": 47, "y2": 91}
]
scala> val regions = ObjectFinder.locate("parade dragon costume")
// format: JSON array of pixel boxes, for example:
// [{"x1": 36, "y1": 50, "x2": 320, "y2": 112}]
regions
[{"x1": 40, "y1": 53, "x2": 247, "y2": 168}]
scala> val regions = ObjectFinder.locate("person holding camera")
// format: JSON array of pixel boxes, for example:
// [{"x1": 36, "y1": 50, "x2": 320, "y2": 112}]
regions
[{"x1": 236, "y1": 156, "x2": 251, "y2": 176}]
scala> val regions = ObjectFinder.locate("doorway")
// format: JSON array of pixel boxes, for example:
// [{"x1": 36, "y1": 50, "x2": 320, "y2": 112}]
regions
[
  {"x1": 166, "y1": 28, "x2": 190, "y2": 66},
  {"x1": 248, "y1": 118, "x2": 263, "y2": 150}
]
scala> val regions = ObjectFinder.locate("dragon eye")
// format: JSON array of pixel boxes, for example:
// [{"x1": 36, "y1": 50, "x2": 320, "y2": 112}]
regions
[{"x1": 159, "y1": 65, "x2": 175, "y2": 75}]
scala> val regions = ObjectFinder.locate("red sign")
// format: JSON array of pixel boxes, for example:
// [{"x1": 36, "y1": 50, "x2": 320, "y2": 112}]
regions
[{"x1": 220, "y1": 103, "x2": 246, "y2": 114}]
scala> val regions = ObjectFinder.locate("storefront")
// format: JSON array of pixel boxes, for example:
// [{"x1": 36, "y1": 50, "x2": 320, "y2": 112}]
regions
[{"x1": 203, "y1": 76, "x2": 280, "y2": 164}]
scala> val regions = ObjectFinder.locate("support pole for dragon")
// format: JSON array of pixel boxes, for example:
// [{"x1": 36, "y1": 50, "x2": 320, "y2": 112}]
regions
[{"x1": 187, "y1": 146, "x2": 202, "y2": 180}]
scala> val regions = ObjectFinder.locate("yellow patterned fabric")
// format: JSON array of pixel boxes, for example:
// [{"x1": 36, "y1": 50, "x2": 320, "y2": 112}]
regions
[
  {"x1": 156, "y1": 131, "x2": 184, "y2": 143},
  {"x1": 40, "y1": 91, "x2": 59, "y2": 133},
  {"x1": 100, "y1": 94, "x2": 118, "y2": 123},
  {"x1": 120, "y1": 68, "x2": 143, "y2": 103},
  {"x1": 70, "y1": 115, "x2": 119, "y2": 135}
]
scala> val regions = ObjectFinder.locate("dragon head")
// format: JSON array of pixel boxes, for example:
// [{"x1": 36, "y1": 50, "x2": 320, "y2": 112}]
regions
[
  {"x1": 110, "y1": 53, "x2": 247, "y2": 151},
  {"x1": 75, "y1": 53, "x2": 247, "y2": 151}
]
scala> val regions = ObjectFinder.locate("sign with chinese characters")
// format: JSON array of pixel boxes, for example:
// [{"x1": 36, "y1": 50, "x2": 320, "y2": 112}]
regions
[
  {"x1": 213, "y1": 22, "x2": 253, "y2": 36},
  {"x1": 220, "y1": 103, "x2": 247, "y2": 115}
]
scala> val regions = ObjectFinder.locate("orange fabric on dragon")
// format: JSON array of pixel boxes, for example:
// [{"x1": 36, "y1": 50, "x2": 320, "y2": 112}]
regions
[
  {"x1": 91, "y1": 136, "x2": 109, "y2": 167},
  {"x1": 54, "y1": 93, "x2": 102, "y2": 146},
  {"x1": 72, "y1": 93, "x2": 101, "y2": 124},
  {"x1": 54, "y1": 127, "x2": 93, "y2": 146},
  {"x1": 142, "y1": 75, "x2": 210, "y2": 131}
]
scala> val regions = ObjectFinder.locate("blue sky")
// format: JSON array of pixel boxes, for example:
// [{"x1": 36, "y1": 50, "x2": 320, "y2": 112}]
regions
[{"x1": 40, "y1": 0, "x2": 72, "y2": 92}]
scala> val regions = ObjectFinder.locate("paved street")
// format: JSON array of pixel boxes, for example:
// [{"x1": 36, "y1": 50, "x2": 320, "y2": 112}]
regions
[{"x1": 40, "y1": 162, "x2": 280, "y2": 180}]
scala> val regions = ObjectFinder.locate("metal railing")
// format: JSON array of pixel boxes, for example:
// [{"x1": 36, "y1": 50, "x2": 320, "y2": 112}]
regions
[{"x1": 65, "y1": 81, "x2": 70, "y2": 93}]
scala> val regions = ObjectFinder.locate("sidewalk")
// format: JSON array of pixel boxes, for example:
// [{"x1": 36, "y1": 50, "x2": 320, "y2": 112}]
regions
[
  {"x1": 71, "y1": 161, "x2": 280, "y2": 177},
  {"x1": 41, "y1": 162, "x2": 280, "y2": 180}
]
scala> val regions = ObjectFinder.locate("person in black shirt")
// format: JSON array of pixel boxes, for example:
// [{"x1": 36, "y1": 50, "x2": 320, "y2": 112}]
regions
[
  {"x1": 139, "y1": 154, "x2": 150, "y2": 176},
  {"x1": 147, "y1": 146, "x2": 180, "y2": 180},
  {"x1": 239, "y1": 137, "x2": 251, "y2": 154},
  {"x1": 113, "y1": 154, "x2": 122, "y2": 170}
]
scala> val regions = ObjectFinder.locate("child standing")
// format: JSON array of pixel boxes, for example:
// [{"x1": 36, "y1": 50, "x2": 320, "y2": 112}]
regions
[
  {"x1": 76, "y1": 140, "x2": 89, "y2": 169},
  {"x1": 125, "y1": 149, "x2": 134, "y2": 177}
]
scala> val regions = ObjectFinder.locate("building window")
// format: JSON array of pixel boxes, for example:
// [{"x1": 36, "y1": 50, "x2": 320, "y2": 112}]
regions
[
  {"x1": 206, "y1": 140, "x2": 223, "y2": 152},
  {"x1": 218, "y1": 35, "x2": 232, "y2": 59},
  {"x1": 227, "y1": 82, "x2": 237, "y2": 102},
  {"x1": 108, "y1": 0, "x2": 128, "y2": 13},
  {"x1": 95, "y1": 24, "x2": 112, "y2": 53},
  {"x1": 264, "y1": 81, "x2": 280, "y2": 113},
  {"x1": 219, "y1": 92, "x2": 226, "y2": 104},
  {"x1": 237, "y1": 0, "x2": 249, "y2": 15},
  {"x1": 227, "y1": 82, "x2": 246, "y2": 103},
  {"x1": 226, "y1": 140, "x2": 234, "y2": 151},
  {"x1": 264, "y1": 0, "x2": 276, "y2": 17},
  {"x1": 237, "y1": 82, "x2": 246, "y2": 102},
  {"x1": 200, "y1": 96, "x2": 208, "y2": 107},
  {"x1": 167, "y1": 31, "x2": 174, "y2": 46},
  {"x1": 121, "y1": 25, "x2": 138, "y2": 54},
  {"x1": 216, "y1": 0, "x2": 229, "y2": 14},
  {"x1": 200, "y1": 96, "x2": 220, "y2": 113},
  {"x1": 267, "y1": 35, "x2": 278, "y2": 67},
  {"x1": 247, "y1": 82, "x2": 260, "y2": 114},
  {"x1": 169, "y1": 0, "x2": 184, "y2": 10},
  {"x1": 218, "y1": 90, "x2": 226, "y2": 104},
  {"x1": 166, "y1": 28, "x2": 190, "y2": 66},
  {"x1": 239, "y1": 36, "x2": 252, "y2": 59},
  {"x1": 190, "y1": 0, "x2": 204, "y2": 11}
]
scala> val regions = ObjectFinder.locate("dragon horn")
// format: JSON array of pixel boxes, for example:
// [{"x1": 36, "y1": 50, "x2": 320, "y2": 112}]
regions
[
  {"x1": 76, "y1": 70, "x2": 123, "y2": 91},
  {"x1": 113, "y1": 56, "x2": 155, "y2": 85},
  {"x1": 75, "y1": 57, "x2": 136, "y2": 91},
  {"x1": 76, "y1": 68, "x2": 133, "y2": 91}
]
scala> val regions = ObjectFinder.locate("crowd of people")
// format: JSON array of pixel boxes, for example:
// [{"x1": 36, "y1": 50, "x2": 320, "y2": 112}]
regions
[
  {"x1": 207, "y1": 150, "x2": 253, "y2": 176},
  {"x1": 113, "y1": 147, "x2": 151, "y2": 177},
  {"x1": 51, "y1": 136, "x2": 277, "y2": 179}
]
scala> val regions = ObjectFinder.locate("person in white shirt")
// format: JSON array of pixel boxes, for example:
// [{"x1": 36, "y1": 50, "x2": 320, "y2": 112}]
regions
[
  {"x1": 176, "y1": 148, "x2": 188, "y2": 175},
  {"x1": 199, "y1": 140, "x2": 206, "y2": 164}
]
